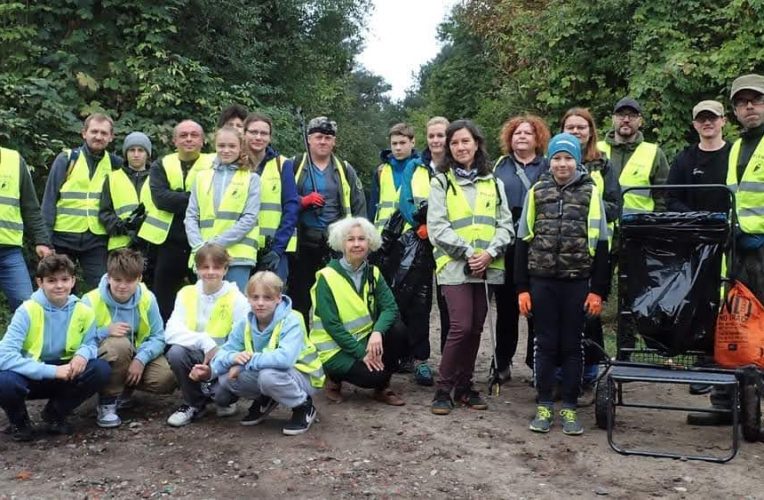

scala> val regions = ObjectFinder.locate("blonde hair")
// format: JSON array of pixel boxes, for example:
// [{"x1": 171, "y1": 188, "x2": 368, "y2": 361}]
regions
[
  {"x1": 215, "y1": 126, "x2": 247, "y2": 168},
  {"x1": 426, "y1": 116, "x2": 449, "y2": 130},
  {"x1": 246, "y1": 271, "x2": 283, "y2": 297},
  {"x1": 327, "y1": 217, "x2": 382, "y2": 253}
]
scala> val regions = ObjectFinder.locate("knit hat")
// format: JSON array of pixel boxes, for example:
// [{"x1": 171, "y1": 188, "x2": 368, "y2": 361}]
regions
[
  {"x1": 122, "y1": 132, "x2": 152, "y2": 157},
  {"x1": 547, "y1": 133, "x2": 581, "y2": 165}
]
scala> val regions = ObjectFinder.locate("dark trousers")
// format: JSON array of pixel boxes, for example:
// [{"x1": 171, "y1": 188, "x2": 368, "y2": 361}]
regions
[
  {"x1": 494, "y1": 259, "x2": 535, "y2": 371},
  {"x1": 0, "y1": 359, "x2": 110, "y2": 424},
  {"x1": 55, "y1": 245, "x2": 107, "y2": 291},
  {"x1": 584, "y1": 315, "x2": 605, "y2": 366},
  {"x1": 437, "y1": 284, "x2": 450, "y2": 353},
  {"x1": 153, "y1": 239, "x2": 194, "y2": 322},
  {"x1": 328, "y1": 320, "x2": 407, "y2": 390},
  {"x1": 531, "y1": 277, "x2": 588, "y2": 407},
  {"x1": 289, "y1": 239, "x2": 332, "y2": 327},
  {"x1": 166, "y1": 345, "x2": 208, "y2": 408},
  {"x1": 401, "y1": 280, "x2": 433, "y2": 361},
  {"x1": 438, "y1": 283, "x2": 488, "y2": 392}
]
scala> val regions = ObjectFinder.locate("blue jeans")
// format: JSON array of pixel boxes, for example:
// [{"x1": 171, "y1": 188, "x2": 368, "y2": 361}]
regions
[
  {"x1": 0, "y1": 359, "x2": 110, "y2": 424},
  {"x1": 0, "y1": 246, "x2": 33, "y2": 312},
  {"x1": 225, "y1": 265, "x2": 253, "y2": 294}
]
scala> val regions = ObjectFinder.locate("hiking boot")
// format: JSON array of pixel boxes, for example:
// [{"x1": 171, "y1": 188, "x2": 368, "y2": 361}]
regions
[
  {"x1": 560, "y1": 408, "x2": 584, "y2": 435},
  {"x1": 529, "y1": 405, "x2": 553, "y2": 433},
  {"x1": 413, "y1": 362, "x2": 434, "y2": 386},
  {"x1": 431, "y1": 389, "x2": 454, "y2": 415},
  {"x1": 282, "y1": 396, "x2": 317, "y2": 436},
  {"x1": 215, "y1": 403, "x2": 238, "y2": 417},
  {"x1": 41, "y1": 405, "x2": 73, "y2": 436},
  {"x1": 455, "y1": 388, "x2": 488, "y2": 410},
  {"x1": 240, "y1": 397, "x2": 278, "y2": 426},
  {"x1": 8, "y1": 412, "x2": 34, "y2": 442},
  {"x1": 373, "y1": 388, "x2": 405, "y2": 406},
  {"x1": 324, "y1": 379, "x2": 343, "y2": 403},
  {"x1": 97, "y1": 403, "x2": 122, "y2": 428},
  {"x1": 398, "y1": 357, "x2": 415, "y2": 374},
  {"x1": 166, "y1": 404, "x2": 207, "y2": 427}
]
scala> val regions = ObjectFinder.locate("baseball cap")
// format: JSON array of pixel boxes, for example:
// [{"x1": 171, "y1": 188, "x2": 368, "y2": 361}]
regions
[
  {"x1": 613, "y1": 97, "x2": 641, "y2": 114},
  {"x1": 307, "y1": 116, "x2": 337, "y2": 136},
  {"x1": 692, "y1": 100, "x2": 724, "y2": 120},
  {"x1": 730, "y1": 74, "x2": 764, "y2": 99}
]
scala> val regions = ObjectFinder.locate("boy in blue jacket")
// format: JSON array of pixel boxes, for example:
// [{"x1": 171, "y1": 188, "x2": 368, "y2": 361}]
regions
[
  {"x1": 83, "y1": 248, "x2": 175, "y2": 428},
  {"x1": 191, "y1": 271, "x2": 324, "y2": 435},
  {"x1": 0, "y1": 255, "x2": 110, "y2": 441}
]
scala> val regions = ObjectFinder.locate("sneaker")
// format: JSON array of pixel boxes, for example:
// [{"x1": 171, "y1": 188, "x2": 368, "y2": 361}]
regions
[
  {"x1": 398, "y1": 357, "x2": 415, "y2": 374},
  {"x1": 166, "y1": 404, "x2": 206, "y2": 427},
  {"x1": 240, "y1": 397, "x2": 278, "y2": 426},
  {"x1": 9, "y1": 413, "x2": 34, "y2": 442},
  {"x1": 431, "y1": 389, "x2": 454, "y2": 415},
  {"x1": 215, "y1": 403, "x2": 238, "y2": 417},
  {"x1": 455, "y1": 388, "x2": 488, "y2": 410},
  {"x1": 560, "y1": 408, "x2": 584, "y2": 435},
  {"x1": 282, "y1": 396, "x2": 317, "y2": 436},
  {"x1": 97, "y1": 403, "x2": 122, "y2": 428},
  {"x1": 413, "y1": 362, "x2": 434, "y2": 386},
  {"x1": 41, "y1": 406, "x2": 73, "y2": 435},
  {"x1": 529, "y1": 405, "x2": 553, "y2": 433}
]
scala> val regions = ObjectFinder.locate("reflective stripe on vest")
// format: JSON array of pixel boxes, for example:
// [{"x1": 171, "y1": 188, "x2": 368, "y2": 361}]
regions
[
  {"x1": 0, "y1": 148, "x2": 23, "y2": 246},
  {"x1": 258, "y1": 156, "x2": 296, "y2": 252},
  {"x1": 243, "y1": 310, "x2": 325, "y2": 388},
  {"x1": 22, "y1": 300, "x2": 94, "y2": 361},
  {"x1": 589, "y1": 170, "x2": 614, "y2": 241},
  {"x1": 433, "y1": 171, "x2": 505, "y2": 273},
  {"x1": 308, "y1": 266, "x2": 379, "y2": 364},
  {"x1": 196, "y1": 168, "x2": 259, "y2": 262},
  {"x1": 54, "y1": 149, "x2": 112, "y2": 235},
  {"x1": 374, "y1": 164, "x2": 400, "y2": 230},
  {"x1": 294, "y1": 154, "x2": 352, "y2": 218},
  {"x1": 598, "y1": 141, "x2": 657, "y2": 213},
  {"x1": 728, "y1": 137, "x2": 764, "y2": 233},
  {"x1": 178, "y1": 285, "x2": 237, "y2": 344},
  {"x1": 107, "y1": 169, "x2": 152, "y2": 250},
  {"x1": 137, "y1": 153, "x2": 214, "y2": 244},
  {"x1": 84, "y1": 284, "x2": 152, "y2": 347}
]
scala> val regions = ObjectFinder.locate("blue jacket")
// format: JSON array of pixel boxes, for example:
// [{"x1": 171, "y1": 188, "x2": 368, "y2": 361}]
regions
[
  {"x1": 211, "y1": 296, "x2": 305, "y2": 376},
  {"x1": 0, "y1": 289, "x2": 98, "y2": 380},
  {"x1": 254, "y1": 146, "x2": 299, "y2": 255},
  {"x1": 368, "y1": 150, "x2": 424, "y2": 225},
  {"x1": 82, "y1": 274, "x2": 166, "y2": 366}
]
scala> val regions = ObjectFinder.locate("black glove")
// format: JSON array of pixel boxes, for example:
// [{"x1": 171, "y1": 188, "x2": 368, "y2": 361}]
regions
[
  {"x1": 124, "y1": 203, "x2": 146, "y2": 231},
  {"x1": 257, "y1": 250, "x2": 281, "y2": 273}
]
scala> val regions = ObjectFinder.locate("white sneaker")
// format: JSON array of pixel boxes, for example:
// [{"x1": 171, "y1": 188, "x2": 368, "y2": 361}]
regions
[
  {"x1": 167, "y1": 404, "x2": 206, "y2": 427},
  {"x1": 216, "y1": 403, "x2": 238, "y2": 417},
  {"x1": 97, "y1": 403, "x2": 122, "y2": 428}
]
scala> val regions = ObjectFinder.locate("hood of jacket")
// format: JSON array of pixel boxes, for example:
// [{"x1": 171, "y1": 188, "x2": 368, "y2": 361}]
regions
[
  {"x1": 604, "y1": 129, "x2": 645, "y2": 151},
  {"x1": 249, "y1": 294, "x2": 295, "y2": 336},
  {"x1": 96, "y1": 272, "x2": 143, "y2": 310},
  {"x1": 30, "y1": 287, "x2": 79, "y2": 313}
]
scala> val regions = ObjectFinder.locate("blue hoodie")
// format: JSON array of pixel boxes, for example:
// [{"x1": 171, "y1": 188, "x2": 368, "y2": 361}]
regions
[
  {"x1": 0, "y1": 289, "x2": 98, "y2": 380},
  {"x1": 368, "y1": 150, "x2": 424, "y2": 225},
  {"x1": 82, "y1": 274, "x2": 166, "y2": 366},
  {"x1": 211, "y1": 295, "x2": 306, "y2": 376},
  {"x1": 254, "y1": 146, "x2": 299, "y2": 256}
]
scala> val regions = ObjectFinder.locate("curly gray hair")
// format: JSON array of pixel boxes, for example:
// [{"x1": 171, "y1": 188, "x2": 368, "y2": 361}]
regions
[{"x1": 327, "y1": 217, "x2": 382, "y2": 253}]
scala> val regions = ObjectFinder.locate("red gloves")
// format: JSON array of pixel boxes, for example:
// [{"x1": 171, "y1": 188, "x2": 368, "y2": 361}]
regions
[
  {"x1": 584, "y1": 293, "x2": 603, "y2": 317},
  {"x1": 416, "y1": 224, "x2": 428, "y2": 240},
  {"x1": 518, "y1": 292, "x2": 532, "y2": 317},
  {"x1": 300, "y1": 192, "x2": 325, "y2": 209}
]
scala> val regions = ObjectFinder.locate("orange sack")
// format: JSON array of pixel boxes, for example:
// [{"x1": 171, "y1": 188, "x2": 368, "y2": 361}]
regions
[{"x1": 715, "y1": 280, "x2": 764, "y2": 368}]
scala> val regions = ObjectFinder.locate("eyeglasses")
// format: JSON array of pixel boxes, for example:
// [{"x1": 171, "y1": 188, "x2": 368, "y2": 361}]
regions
[
  {"x1": 615, "y1": 111, "x2": 639, "y2": 119},
  {"x1": 245, "y1": 129, "x2": 271, "y2": 137},
  {"x1": 733, "y1": 95, "x2": 764, "y2": 108}
]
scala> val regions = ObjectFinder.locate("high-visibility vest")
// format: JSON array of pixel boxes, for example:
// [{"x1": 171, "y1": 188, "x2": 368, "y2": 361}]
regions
[
  {"x1": 244, "y1": 310, "x2": 325, "y2": 388},
  {"x1": 309, "y1": 265, "x2": 379, "y2": 364},
  {"x1": 177, "y1": 284, "x2": 238, "y2": 345},
  {"x1": 54, "y1": 148, "x2": 112, "y2": 235},
  {"x1": 598, "y1": 141, "x2": 657, "y2": 213},
  {"x1": 84, "y1": 284, "x2": 152, "y2": 347},
  {"x1": 727, "y1": 136, "x2": 764, "y2": 234},
  {"x1": 373, "y1": 163, "x2": 431, "y2": 231},
  {"x1": 106, "y1": 168, "x2": 152, "y2": 250},
  {"x1": 0, "y1": 147, "x2": 23, "y2": 246},
  {"x1": 195, "y1": 168, "x2": 259, "y2": 262},
  {"x1": 433, "y1": 171, "x2": 505, "y2": 274},
  {"x1": 588, "y1": 168, "x2": 614, "y2": 241},
  {"x1": 137, "y1": 153, "x2": 214, "y2": 244},
  {"x1": 294, "y1": 153, "x2": 351, "y2": 218},
  {"x1": 21, "y1": 300, "x2": 94, "y2": 361},
  {"x1": 257, "y1": 156, "x2": 296, "y2": 252}
]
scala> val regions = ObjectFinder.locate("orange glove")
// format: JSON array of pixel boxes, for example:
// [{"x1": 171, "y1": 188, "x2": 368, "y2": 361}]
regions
[
  {"x1": 518, "y1": 292, "x2": 532, "y2": 317},
  {"x1": 584, "y1": 292, "x2": 603, "y2": 317},
  {"x1": 416, "y1": 224, "x2": 428, "y2": 240}
]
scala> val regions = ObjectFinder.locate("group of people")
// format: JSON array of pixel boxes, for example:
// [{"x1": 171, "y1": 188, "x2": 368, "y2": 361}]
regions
[{"x1": 0, "y1": 72, "x2": 762, "y2": 441}]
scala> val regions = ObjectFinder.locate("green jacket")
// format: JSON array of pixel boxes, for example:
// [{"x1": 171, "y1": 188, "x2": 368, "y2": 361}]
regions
[
  {"x1": 603, "y1": 130, "x2": 670, "y2": 210},
  {"x1": 314, "y1": 259, "x2": 398, "y2": 375}
]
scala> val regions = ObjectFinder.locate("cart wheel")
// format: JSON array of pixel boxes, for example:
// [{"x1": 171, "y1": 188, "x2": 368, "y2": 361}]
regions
[
  {"x1": 595, "y1": 377, "x2": 615, "y2": 430},
  {"x1": 741, "y1": 379, "x2": 761, "y2": 443}
]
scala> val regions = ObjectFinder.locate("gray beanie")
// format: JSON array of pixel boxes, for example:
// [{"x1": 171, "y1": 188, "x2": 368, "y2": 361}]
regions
[{"x1": 122, "y1": 131, "x2": 152, "y2": 157}]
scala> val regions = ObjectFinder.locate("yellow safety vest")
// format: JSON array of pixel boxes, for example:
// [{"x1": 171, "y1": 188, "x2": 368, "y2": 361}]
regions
[
  {"x1": 54, "y1": 148, "x2": 113, "y2": 235},
  {"x1": 309, "y1": 265, "x2": 380, "y2": 364},
  {"x1": 177, "y1": 284, "x2": 238, "y2": 345},
  {"x1": 0, "y1": 147, "x2": 23, "y2": 246},
  {"x1": 244, "y1": 310, "x2": 325, "y2": 388},
  {"x1": 588, "y1": 169, "x2": 614, "y2": 242},
  {"x1": 84, "y1": 284, "x2": 152, "y2": 347},
  {"x1": 433, "y1": 171, "x2": 506, "y2": 274},
  {"x1": 137, "y1": 153, "x2": 214, "y2": 244},
  {"x1": 294, "y1": 153, "x2": 352, "y2": 217},
  {"x1": 374, "y1": 163, "x2": 431, "y2": 231},
  {"x1": 727, "y1": 137, "x2": 764, "y2": 234},
  {"x1": 257, "y1": 156, "x2": 296, "y2": 252},
  {"x1": 598, "y1": 141, "x2": 657, "y2": 213},
  {"x1": 22, "y1": 300, "x2": 93, "y2": 361},
  {"x1": 195, "y1": 168, "x2": 259, "y2": 263},
  {"x1": 106, "y1": 168, "x2": 152, "y2": 250}
]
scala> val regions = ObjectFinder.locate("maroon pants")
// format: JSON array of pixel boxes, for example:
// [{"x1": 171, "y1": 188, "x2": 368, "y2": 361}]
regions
[{"x1": 437, "y1": 283, "x2": 488, "y2": 392}]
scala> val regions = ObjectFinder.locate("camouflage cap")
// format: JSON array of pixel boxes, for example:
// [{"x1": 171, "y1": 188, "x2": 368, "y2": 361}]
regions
[{"x1": 307, "y1": 116, "x2": 337, "y2": 136}]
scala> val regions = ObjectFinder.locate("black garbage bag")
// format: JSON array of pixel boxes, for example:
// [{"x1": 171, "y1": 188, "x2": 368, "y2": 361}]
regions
[
  {"x1": 620, "y1": 211, "x2": 729, "y2": 356},
  {"x1": 369, "y1": 210, "x2": 405, "y2": 272}
]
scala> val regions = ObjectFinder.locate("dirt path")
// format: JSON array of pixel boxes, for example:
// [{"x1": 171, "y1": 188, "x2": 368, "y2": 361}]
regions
[{"x1": 1, "y1": 314, "x2": 762, "y2": 499}]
